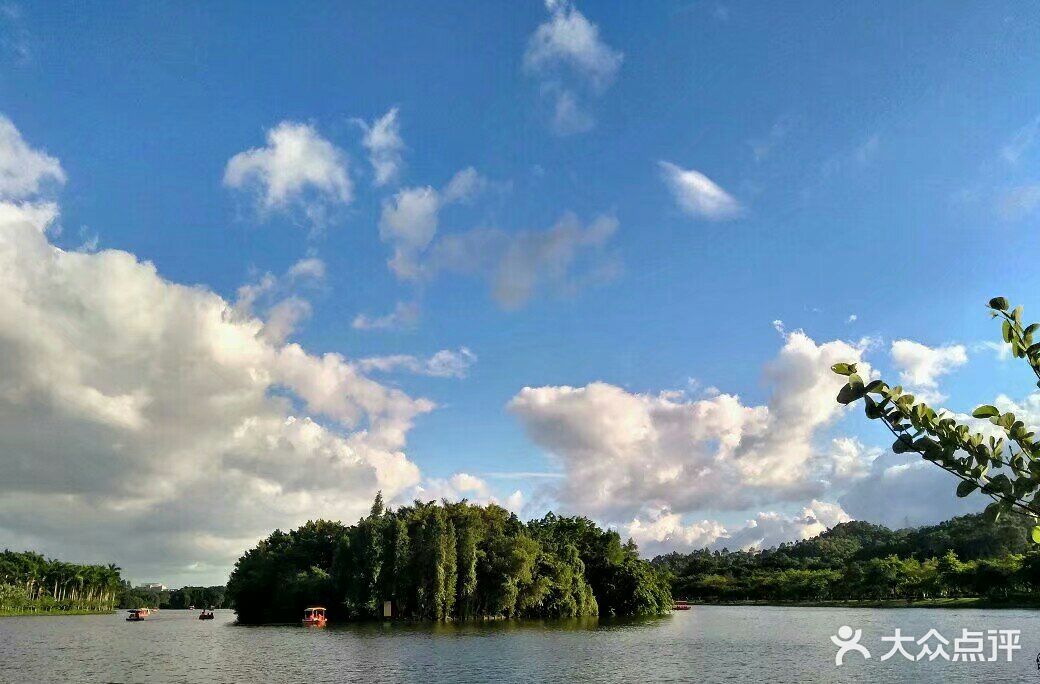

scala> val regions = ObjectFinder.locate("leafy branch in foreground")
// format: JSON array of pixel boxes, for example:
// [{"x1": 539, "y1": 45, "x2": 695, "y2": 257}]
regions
[{"x1": 833, "y1": 297, "x2": 1040, "y2": 543}]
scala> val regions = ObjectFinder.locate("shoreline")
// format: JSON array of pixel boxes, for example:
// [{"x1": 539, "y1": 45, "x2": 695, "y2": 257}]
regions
[{"x1": 683, "y1": 597, "x2": 1040, "y2": 610}]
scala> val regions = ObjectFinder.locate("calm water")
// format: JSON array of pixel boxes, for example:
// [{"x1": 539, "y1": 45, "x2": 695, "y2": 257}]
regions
[{"x1": 2, "y1": 606, "x2": 1040, "y2": 682}]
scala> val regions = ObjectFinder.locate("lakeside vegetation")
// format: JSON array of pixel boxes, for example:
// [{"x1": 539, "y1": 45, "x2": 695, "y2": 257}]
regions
[
  {"x1": 227, "y1": 496, "x2": 672, "y2": 624},
  {"x1": 0, "y1": 551, "x2": 123, "y2": 615},
  {"x1": 652, "y1": 512, "x2": 1040, "y2": 604}
]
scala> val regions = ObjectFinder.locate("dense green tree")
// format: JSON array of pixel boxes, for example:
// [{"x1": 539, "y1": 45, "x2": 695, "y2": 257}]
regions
[
  {"x1": 0, "y1": 551, "x2": 123, "y2": 614},
  {"x1": 226, "y1": 498, "x2": 671, "y2": 623}
]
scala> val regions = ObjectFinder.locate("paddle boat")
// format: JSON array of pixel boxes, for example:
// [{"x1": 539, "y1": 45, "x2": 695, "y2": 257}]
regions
[
  {"x1": 672, "y1": 601, "x2": 692, "y2": 611},
  {"x1": 126, "y1": 608, "x2": 148, "y2": 621},
  {"x1": 198, "y1": 609, "x2": 215, "y2": 620},
  {"x1": 302, "y1": 606, "x2": 327, "y2": 627}
]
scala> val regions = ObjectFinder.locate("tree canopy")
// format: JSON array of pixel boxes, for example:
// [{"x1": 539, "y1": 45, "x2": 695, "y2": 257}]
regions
[
  {"x1": 653, "y1": 511, "x2": 1040, "y2": 603},
  {"x1": 226, "y1": 498, "x2": 672, "y2": 623},
  {"x1": 0, "y1": 550, "x2": 123, "y2": 614}
]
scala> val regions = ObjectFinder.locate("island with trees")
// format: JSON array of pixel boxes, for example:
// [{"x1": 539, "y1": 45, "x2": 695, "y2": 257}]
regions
[{"x1": 227, "y1": 496, "x2": 672, "y2": 623}]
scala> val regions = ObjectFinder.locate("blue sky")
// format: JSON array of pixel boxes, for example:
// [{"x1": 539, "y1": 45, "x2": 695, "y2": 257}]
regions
[{"x1": 2, "y1": 1, "x2": 1040, "y2": 584}]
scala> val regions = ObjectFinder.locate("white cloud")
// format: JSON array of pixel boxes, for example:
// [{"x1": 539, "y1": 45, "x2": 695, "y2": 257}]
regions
[
  {"x1": 826, "y1": 436, "x2": 878, "y2": 484},
  {"x1": 0, "y1": 199, "x2": 59, "y2": 234},
  {"x1": 509, "y1": 330, "x2": 874, "y2": 523},
  {"x1": 999, "y1": 183, "x2": 1040, "y2": 220},
  {"x1": 286, "y1": 256, "x2": 326, "y2": 281},
  {"x1": 1002, "y1": 114, "x2": 1040, "y2": 164},
  {"x1": 352, "y1": 301, "x2": 421, "y2": 331},
  {"x1": 357, "y1": 107, "x2": 405, "y2": 187},
  {"x1": 0, "y1": 122, "x2": 429, "y2": 584},
  {"x1": 890, "y1": 339, "x2": 967, "y2": 403},
  {"x1": 359, "y1": 347, "x2": 477, "y2": 379},
  {"x1": 624, "y1": 500, "x2": 850, "y2": 556},
  {"x1": 223, "y1": 121, "x2": 352, "y2": 222},
  {"x1": 409, "y1": 473, "x2": 524, "y2": 515},
  {"x1": 262, "y1": 296, "x2": 312, "y2": 345},
  {"x1": 548, "y1": 86, "x2": 594, "y2": 136},
  {"x1": 379, "y1": 167, "x2": 487, "y2": 279},
  {"x1": 523, "y1": 0, "x2": 622, "y2": 135},
  {"x1": 0, "y1": 214, "x2": 433, "y2": 583},
  {"x1": 442, "y1": 166, "x2": 486, "y2": 204},
  {"x1": 232, "y1": 258, "x2": 326, "y2": 345},
  {"x1": 846, "y1": 314, "x2": 857, "y2": 324},
  {"x1": 840, "y1": 455, "x2": 983, "y2": 529},
  {"x1": 424, "y1": 212, "x2": 620, "y2": 309},
  {"x1": 658, "y1": 161, "x2": 742, "y2": 220},
  {"x1": 524, "y1": 0, "x2": 622, "y2": 90},
  {"x1": 0, "y1": 114, "x2": 65, "y2": 200},
  {"x1": 381, "y1": 185, "x2": 441, "y2": 278}
]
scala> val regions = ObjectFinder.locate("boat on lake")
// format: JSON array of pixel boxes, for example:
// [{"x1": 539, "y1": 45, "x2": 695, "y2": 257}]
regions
[
  {"x1": 126, "y1": 609, "x2": 149, "y2": 621},
  {"x1": 302, "y1": 606, "x2": 327, "y2": 627},
  {"x1": 672, "y1": 601, "x2": 692, "y2": 611},
  {"x1": 199, "y1": 609, "x2": 215, "y2": 620}
]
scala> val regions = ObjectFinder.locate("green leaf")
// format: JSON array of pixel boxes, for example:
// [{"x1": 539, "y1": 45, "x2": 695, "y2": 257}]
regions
[
  {"x1": 972, "y1": 405, "x2": 1000, "y2": 419},
  {"x1": 984, "y1": 502, "x2": 1002, "y2": 524},
  {"x1": 989, "y1": 297, "x2": 1009, "y2": 311},
  {"x1": 1032, "y1": 526, "x2": 1040, "y2": 544},
  {"x1": 956, "y1": 480, "x2": 978, "y2": 497},
  {"x1": 848, "y1": 373, "x2": 864, "y2": 390},
  {"x1": 836, "y1": 384, "x2": 862, "y2": 405},
  {"x1": 892, "y1": 436, "x2": 912, "y2": 454},
  {"x1": 1003, "y1": 319, "x2": 1013, "y2": 343},
  {"x1": 830, "y1": 362, "x2": 856, "y2": 376}
]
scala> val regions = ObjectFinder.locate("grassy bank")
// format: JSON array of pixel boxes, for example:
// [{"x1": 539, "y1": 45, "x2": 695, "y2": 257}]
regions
[
  {"x1": 685, "y1": 597, "x2": 1040, "y2": 609},
  {"x1": 0, "y1": 609, "x2": 116, "y2": 617}
]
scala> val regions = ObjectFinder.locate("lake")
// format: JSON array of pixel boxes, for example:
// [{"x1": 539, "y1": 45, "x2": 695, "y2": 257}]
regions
[{"x1": 2, "y1": 606, "x2": 1039, "y2": 682}]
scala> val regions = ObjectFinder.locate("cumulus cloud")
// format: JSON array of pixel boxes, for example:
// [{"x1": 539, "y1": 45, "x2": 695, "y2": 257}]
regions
[
  {"x1": 0, "y1": 114, "x2": 65, "y2": 200},
  {"x1": 357, "y1": 107, "x2": 405, "y2": 187},
  {"x1": 509, "y1": 330, "x2": 874, "y2": 523},
  {"x1": 0, "y1": 120, "x2": 435, "y2": 584},
  {"x1": 624, "y1": 500, "x2": 851, "y2": 557},
  {"x1": 359, "y1": 347, "x2": 477, "y2": 379},
  {"x1": 352, "y1": 301, "x2": 421, "y2": 332},
  {"x1": 889, "y1": 339, "x2": 967, "y2": 403},
  {"x1": 223, "y1": 121, "x2": 352, "y2": 225},
  {"x1": 658, "y1": 161, "x2": 742, "y2": 220},
  {"x1": 523, "y1": 0, "x2": 622, "y2": 135}
]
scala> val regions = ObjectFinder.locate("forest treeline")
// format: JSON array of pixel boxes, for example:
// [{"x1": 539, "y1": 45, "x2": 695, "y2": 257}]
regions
[
  {"x1": 119, "y1": 584, "x2": 229, "y2": 610},
  {"x1": 0, "y1": 551, "x2": 123, "y2": 614},
  {"x1": 227, "y1": 496, "x2": 672, "y2": 623},
  {"x1": 652, "y1": 512, "x2": 1040, "y2": 603}
]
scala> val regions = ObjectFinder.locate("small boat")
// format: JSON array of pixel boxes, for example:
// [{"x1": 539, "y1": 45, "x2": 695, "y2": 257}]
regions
[
  {"x1": 126, "y1": 609, "x2": 147, "y2": 621},
  {"x1": 198, "y1": 609, "x2": 215, "y2": 620},
  {"x1": 302, "y1": 606, "x2": 327, "y2": 627},
  {"x1": 672, "y1": 601, "x2": 692, "y2": 611}
]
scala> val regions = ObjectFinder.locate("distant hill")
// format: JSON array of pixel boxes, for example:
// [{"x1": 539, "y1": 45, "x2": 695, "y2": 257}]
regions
[{"x1": 652, "y1": 513, "x2": 1040, "y2": 603}]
